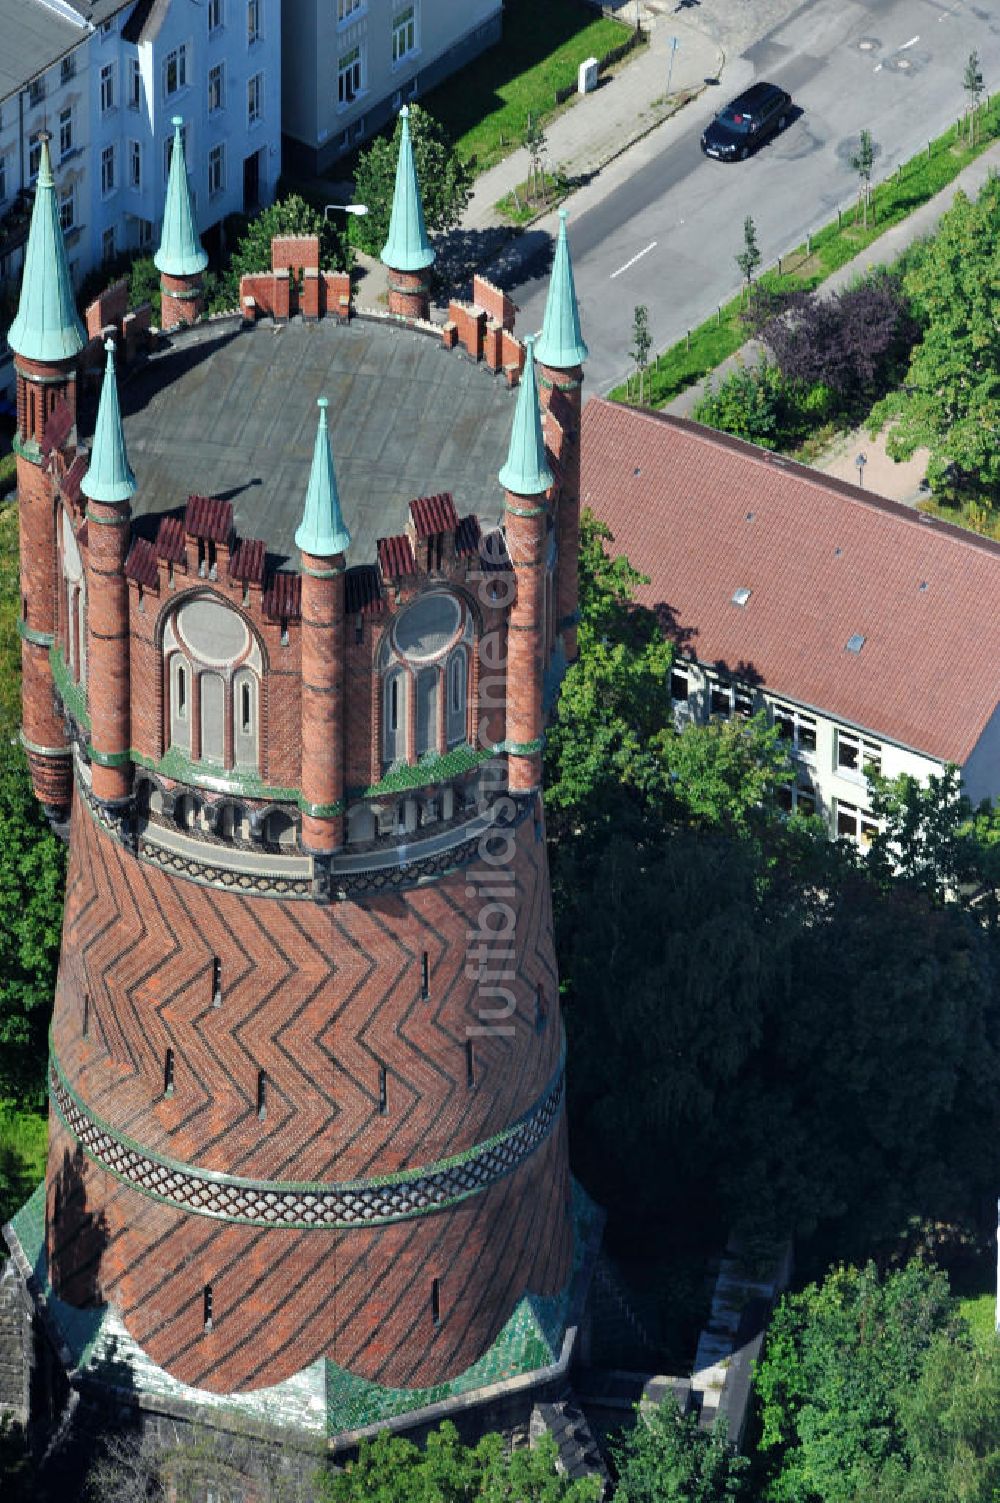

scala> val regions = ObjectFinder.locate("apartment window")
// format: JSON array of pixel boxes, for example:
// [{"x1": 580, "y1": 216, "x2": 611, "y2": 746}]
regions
[
  {"x1": 208, "y1": 63, "x2": 224, "y2": 113},
  {"x1": 338, "y1": 45, "x2": 362, "y2": 106},
  {"x1": 137, "y1": 217, "x2": 153, "y2": 247},
  {"x1": 102, "y1": 225, "x2": 116, "y2": 261},
  {"x1": 164, "y1": 123, "x2": 188, "y2": 179},
  {"x1": 338, "y1": 0, "x2": 363, "y2": 18},
  {"x1": 28, "y1": 137, "x2": 42, "y2": 183},
  {"x1": 208, "y1": 142, "x2": 225, "y2": 197},
  {"x1": 247, "y1": 0, "x2": 261, "y2": 44},
  {"x1": 61, "y1": 54, "x2": 76, "y2": 85},
  {"x1": 28, "y1": 77, "x2": 46, "y2": 109},
  {"x1": 101, "y1": 144, "x2": 116, "y2": 198},
  {"x1": 101, "y1": 62, "x2": 115, "y2": 112},
  {"x1": 670, "y1": 666, "x2": 689, "y2": 702},
  {"x1": 128, "y1": 57, "x2": 141, "y2": 109},
  {"x1": 129, "y1": 139, "x2": 142, "y2": 188},
  {"x1": 247, "y1": 71, "x2": 262, "y2": 125},
  {"x1": 59, "y1": 187, "x2": 75, "y2": 233},
  {"x1": 777, "y1": 784, "x2": 817, "y2": 818},
  {"x1": 164, "y1": 45, "x2": 188, "y2": 98},
  {"x1": 100, "y1": 18, "x2": 115, "y2": 36},
  {"x1": 835, "y1": 800, "x2": 879, "y2": 847},
  {"x1": 59, "y1": 107, "x2": 73, "y2": 159},
  {"x1": 733, "y1": 687, "x2": 753, "y2": 719},
  {"x1": 208, "y1": 0, "x2": 224, "y2": 31},
  {"x1": 392, "y1": 5, "x2": 416, "y2": 64},
  {"x1": 835, "y1": 730, "x2": 881, "y2": 781},
  {"x1": 772, "y1": 703, "x2": 818, "y2": 757}
]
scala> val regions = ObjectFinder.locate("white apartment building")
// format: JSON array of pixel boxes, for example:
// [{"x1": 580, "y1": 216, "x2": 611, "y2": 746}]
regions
[
  {"x1": 583, "y1": 399, "x2": 1000, "y2": 843},
  {"x1": 281, "y1": 0, "x2": 503, "y2": 173},
  {"x1": 0, "y1": 0, "x2": 281, "y2": 393}
]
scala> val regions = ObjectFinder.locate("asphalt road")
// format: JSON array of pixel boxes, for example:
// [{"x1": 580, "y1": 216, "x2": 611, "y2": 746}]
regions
[{"x1": 509, "y1": 0, "x2": 1000, "y2": 396}]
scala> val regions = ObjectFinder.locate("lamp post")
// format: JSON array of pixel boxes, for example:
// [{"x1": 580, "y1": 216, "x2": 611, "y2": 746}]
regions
[
  {"x1": 324, "y1": 203, "x2": 368, "y2": 218},
  {"x1": 855, "y1": 452, "x2": 867, "y2": 490},
  {"x1": 666, "y1": 35, "x2": 680, "y2": 97}
]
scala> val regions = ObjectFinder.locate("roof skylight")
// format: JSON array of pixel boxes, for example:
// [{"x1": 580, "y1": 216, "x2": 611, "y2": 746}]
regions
[
  {"x1": 845, "y1": 633, "x2": 866, "y2": 654},
  {"x1": 732, "y1": 587, "x2": 752, "y2": 607}
]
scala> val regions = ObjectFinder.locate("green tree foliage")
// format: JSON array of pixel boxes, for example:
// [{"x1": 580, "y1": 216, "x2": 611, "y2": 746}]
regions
[
  {"x1": 870, "y1": 177, "x2": 1000, "y2": 502},
  {"x1": 316, "y1": 1421, "x2": 601, "y2": 1502},
  {"x1": 352, "y1": 105, "x2": 472, "y2": 257},
  {"x1": 610, "y1": 1398, "x2": 749, "y2": 1503},
  {"x1": 629, "y1": 304, "x2": 652, "y2": 405},
  {"x1": 0, "y1": 739, "x2": 66, "y2": 1102},
  {"x1": 736, "y1": 215, "x2": 761, "y2": 300},
  {"x1": 755, "y1": 1259, "x2": 1000, "y2": 1503},
  {"x1": 216, "y1": 194, "x2": 352, "y2": 310},
  {"x1": 964, "y1": 50, "x2": 985, "y2": 144},
  {"x1": 692, "y1": 360, "x2": 800, "y2": 451},
  {"x1": 850, "y1": 129, "x2": 875, "y2": 227}
]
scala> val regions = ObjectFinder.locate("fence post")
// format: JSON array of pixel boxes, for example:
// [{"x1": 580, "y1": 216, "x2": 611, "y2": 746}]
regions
[
  {"x1": 717, "y1": 305, "x2": 722, "y2": 326},
  {"x1": 806, "y1": 233, "x2": 812, "y2": 255},
  {"x1": 777, "y1": 255, "x2": 782, "y2": 274},
  {"x1": 837, "y1": 208, "x2": 842, "y2": 229},
  {"x1": 927, "y1": 140, "x2": 931, "y2": 158},
  {"x1": 686, "y1": 329, "x2": 691, "y2": 350}
]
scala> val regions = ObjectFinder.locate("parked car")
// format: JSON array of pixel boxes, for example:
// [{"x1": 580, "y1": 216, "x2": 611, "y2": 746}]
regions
[{"x1": 701, "y1": 82, "x2": 792, "y2": 161}]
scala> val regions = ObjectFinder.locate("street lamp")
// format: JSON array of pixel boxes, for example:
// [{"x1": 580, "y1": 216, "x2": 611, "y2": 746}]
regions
[
  {"x1": 324, "y1": 203, "x2": 368, "y2": 218},
  {"x1": 855, "y1": 452, "x2": 867, "y2": 489}
]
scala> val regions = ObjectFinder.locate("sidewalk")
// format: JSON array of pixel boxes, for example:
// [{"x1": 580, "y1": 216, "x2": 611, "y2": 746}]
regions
[
  {"x1": 355, "y1": 1, "x2": 724, "y2": 306},
  {"x1": 665, "y1": 138, "x2": 1000, "y2": 421}
]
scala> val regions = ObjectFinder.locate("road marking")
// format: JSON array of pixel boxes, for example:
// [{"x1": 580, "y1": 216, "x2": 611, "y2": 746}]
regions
[{"x1": 610, "y1": 241, "x2": 657, "y2": 279}]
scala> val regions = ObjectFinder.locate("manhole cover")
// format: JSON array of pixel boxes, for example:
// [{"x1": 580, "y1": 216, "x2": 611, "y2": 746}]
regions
[{"x1": 858, "y1": 36, "x2": 880, "y2": 51}]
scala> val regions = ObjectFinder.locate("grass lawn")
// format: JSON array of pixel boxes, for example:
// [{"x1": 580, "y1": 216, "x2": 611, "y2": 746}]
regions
[
  {"x1": 615, "y1": 98, "x2": 1000, "y2": 409},
  {"x1": 422, "y1": 0, "x2": 635, "y2": 173},
  {"x1": 0, "y1": 1104, "x2": 47, "y2": 1231}
]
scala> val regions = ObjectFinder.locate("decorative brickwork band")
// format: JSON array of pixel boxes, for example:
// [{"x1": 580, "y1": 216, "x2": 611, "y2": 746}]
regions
[{"x1": 49, "y1": 1051, "x2": 565, "y2": 1230}]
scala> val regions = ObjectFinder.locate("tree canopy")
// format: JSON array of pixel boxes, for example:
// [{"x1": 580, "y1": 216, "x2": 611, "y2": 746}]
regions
[
  {"x1": 352, "y1": 105, "x2": 472, "y2": 258},
  {"x1": 610, "y1": 1398, "x2": 749, "y2": 1503}
]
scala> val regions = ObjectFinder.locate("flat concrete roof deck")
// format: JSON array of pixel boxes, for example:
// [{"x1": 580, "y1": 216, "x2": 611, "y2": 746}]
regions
[{"x1": 116, "y1": 315, "x2": 517, "y2": 568}]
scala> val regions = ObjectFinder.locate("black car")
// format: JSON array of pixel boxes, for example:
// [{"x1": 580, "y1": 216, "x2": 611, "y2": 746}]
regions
[{"x1": 701, "y1": 82, "x2": 792, "y2": 161}]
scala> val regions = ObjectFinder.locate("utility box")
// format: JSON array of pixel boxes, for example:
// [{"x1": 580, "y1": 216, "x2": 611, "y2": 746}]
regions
[{"x1": 578, "y1": 57, "x2": 599, "y2": 94}]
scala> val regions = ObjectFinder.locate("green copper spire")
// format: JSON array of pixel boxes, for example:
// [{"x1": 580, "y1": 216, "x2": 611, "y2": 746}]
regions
[
  {"x1": 154, "y1": 118, "x2": 208, "y2": 277},
  {"x1": 499, "y1": 338, "x2": 553, "y2": 498},
  {"x1": 82, "y1": 341, "x2": 136, "y2": 505},
  {"x1": 380, "y1": 106, "x2": 434, "y2": 273},
  {"x1": 7, "y1": 134, "x2": 86, "y2": 363},
  {"x1": 295, "y1": 399, "x2": 351, "y2": 558},
  {"x1": 534, "y1": 210, "x2": 588, "y2": 370}
]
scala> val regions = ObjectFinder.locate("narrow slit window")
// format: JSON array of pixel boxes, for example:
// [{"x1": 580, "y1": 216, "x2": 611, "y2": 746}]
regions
[
  {"x1": 535, "y1": 984, "x2": 547, "y2": 1034},
  {"x1": 240, "y1": 681, "x2": 251, "y2": 734},
  {"x1": 212, "y1": 957, "x2": 222, "y2": 1008},
  {"x1": 177, "y1": 663, "x2": 187, "y2": 716},
  {"x1": 466, "y1": 1040, "x2": 475, "y2": 1089},
  {"x1": 83, "y1": 992, "x2": 90, "y2": 1039},
  {"x1": 378, "y1": 1063, "x2": 388, "y2": 1115},
  {"x1": 257, "y1": 1069, "x2": 267, "y2": 1121},
  {"x1": 164, "y1": 1047, "x2": 175, "y2": 1097},
  {"x1": 420, "y1": 951, "x2": 429, "y2": 1001},
  {"x1": 203, "y1": 1283, "x2": 213, "y2": 1330},
  {"x1": 431, "y1": 1277, "x2": 441, "y2": 1328}
]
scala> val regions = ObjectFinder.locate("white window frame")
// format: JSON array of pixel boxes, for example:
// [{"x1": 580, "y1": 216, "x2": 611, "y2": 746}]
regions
[
  {"x1": 28, "y1": 137, "x2": 42, "y2": 183},
  {"x1": 247, "y1": 0, "x2": 261, "y2": 45},
  {"x1": 208, "y1": 0, "x2": 224, "y2": 32},
  {"x1": 709, "y1": 679, "x2": 754, "y2": 720},
  {"x1": 100, "y1": 61, "x2": 115, "y2": 113},
  {"x1": 777, "y1": 783, "x2": 817, "y2": 818},
  {"x1": 247, "y1": 71, "x2": 263, "y2": 126},
  {"x1": 772, "y1": 701, "x2": 818, "y2": 760},
  {"x1": 128, "y1": 56, "x2": 141, "y2": 109},
  {"x1": 61, "y1": 54, "x2": 76, "y2": 86},
  {"x1": 208, "y1": 62, "x2": 225, "y2": 113},
  {"x1": 59, "y1": 106, "x2": 73, "y2": 160},
  {"x1": 338, "y1": 44, "x2": 363, "y2": 107},
  {"x1": 208, "y1": 142, "x2": 225, "y2": 197},
  {"x1": 59, "y1": 185, "x2": 75, "y2": 233},
  {"x1": 129, "y1": 138, "x2": 142, "y2": 190},
  {"x1": 834, "y1": 799, "x2": 879, "y2": 847},
  {"x1": 28, "y1": 76, "x2": 46, "y2": 109},
  {"x1": 163, "y1": 45, "x2": 188, "y2": 99},
  {"x1": 338, "y1": 0, "x2": 364, "y2": 20},
  {"x1": 164, "y1": 123, "x2": 188, "y2": 181},
  {"x1": 669, "y1": 665, "x2": 690, "y2": 703},
  {"x1": 392, "y1": 4, "x2": 417, "y2": 66},
  {"x1": 101, "y1": 144, "x2": 116, "y2": 198},
  {"x1": 835, "y1": 728, "x2": 882, "y2": 783}
]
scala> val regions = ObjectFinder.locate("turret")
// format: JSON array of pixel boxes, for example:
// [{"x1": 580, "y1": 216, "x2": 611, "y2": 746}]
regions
[
  {"x1": 498, "y1": 337, "x2": 553, "y2": 795},
  {"x1": 81, "y1": 340, "x2": 136, "y2": 804},
  {"x1": 380, "y1": 106, "x2": 435, "y2": 322},
  {"x1": 296, "y1": 397, "x2": 350, "y2": 854},
  {"x1": 9, "y1": 131, "x2": 87, "y2": 815},
  {"x1": 533, "y1": 210, "x2": 588, "y2": 664},
  {"x1": 154, "y1": 118, "x2": 209, "y2": 329}
]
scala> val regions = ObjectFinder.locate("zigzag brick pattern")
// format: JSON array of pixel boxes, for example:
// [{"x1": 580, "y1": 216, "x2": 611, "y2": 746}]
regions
[{"x1": 47, "y1": 795, "x2": 572, "y2": 1392}]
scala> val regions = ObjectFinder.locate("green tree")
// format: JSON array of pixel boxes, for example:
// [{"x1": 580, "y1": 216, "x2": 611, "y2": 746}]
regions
[
  {"x1": 0, "y1": 741, "x2": 66, "y2": 1102},
  {"x1": 352, "y1": 105, "x2": 472, "y2": 257},
  {"x1": 693, "y1": 359, "x2": 798, "y2": 450},
  {"x1": 217, "y1": 194, "x2": 352, "y2": 310},
  {"x1": 629, "y1": 304, "x2": 653, "y2": 405},
  {"x1": 964, "y1": 50, "x2": 985, "y2": 144},
  {"x1": 851, "y1": 129, "x2": 875, "y2": 227},
  {"x1": 610, "y1": 1397, "x2": 749, "y2": 1503},
  {"x1": 870, "y1": 179, "x2": 1000, "y2": 501},
  {"x1": 735, "y1": 215, "x2": 761, "y2": 302},
  {"x1": 522, "y1": 112, "x2": 548, "y2": 201},
  {"x1": 317, "y1": 1421, "x2": 601, "y2": 1501}
]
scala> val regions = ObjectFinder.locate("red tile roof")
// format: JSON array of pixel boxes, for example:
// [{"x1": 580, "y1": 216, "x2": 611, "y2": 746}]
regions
[
  {"x1": 582, "y1": 399, "x2": 1000, "y2": 765},
  {"x1": 155, "y1": 516, "x2": 186, "y2": 563},
  {"x1": 263, "y1": 571, "x2": 301, "y2": 622},
  {"x1": 125, "y1": 538, "x2": 159, "y2": 588},
  {"x1": 409, "y1": 493, "x2": 458, "y2": 537},
  {"x1": 377, "y1": 534, "x2": 416, "y2": 579},
  {"x1": 229, "y1": 537, "x2": 266, "y2": 586},
  {"x1": 455, "y1": 514, "x2": 482, "y2": 557},
  {"x1": 185, "y1": 494, "x2": 233, "y2": 544},
  {"x1": 345, "y1": 564, "x2": 385, "y2": 616}
]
